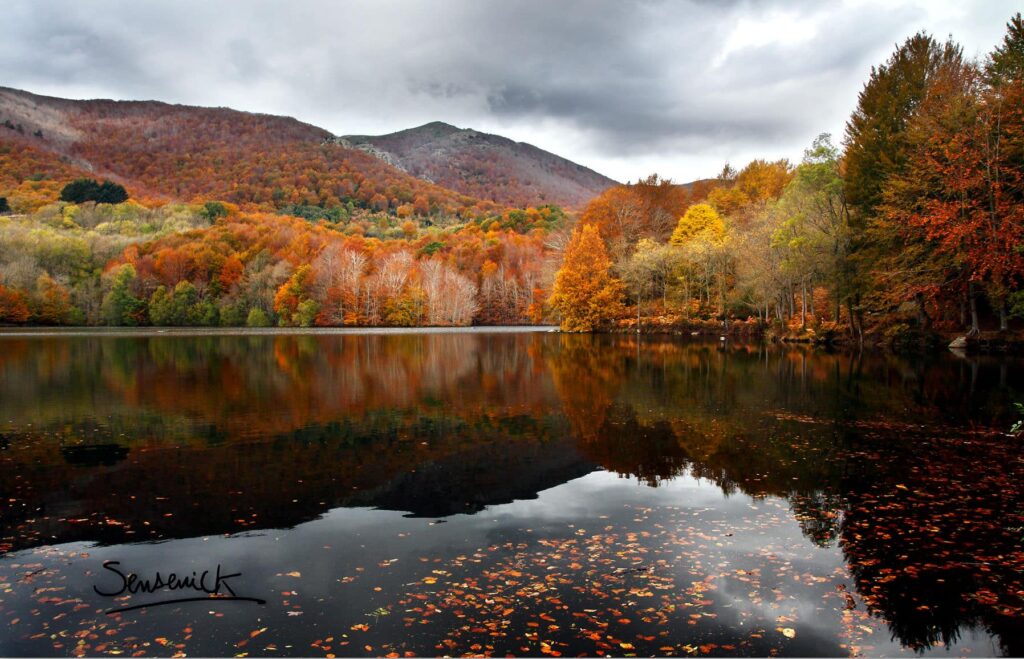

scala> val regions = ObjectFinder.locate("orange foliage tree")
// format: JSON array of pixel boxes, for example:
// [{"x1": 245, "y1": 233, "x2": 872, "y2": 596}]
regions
[
  {"x1": 548, "y1": 224, "x2": 625, "y2": 331},
  {"x1": 0, "y1": 284, "x2": 31, "y2": 323}
]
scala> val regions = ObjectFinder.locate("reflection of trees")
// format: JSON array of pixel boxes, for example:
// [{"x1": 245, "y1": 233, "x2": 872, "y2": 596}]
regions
[
  {"x1": 578, "y1": 404, "x2": 688, "y2": 486},
  {"x1": 543, "y1": 334, "x2": 627, "y2": 441},
  {"x1": 543, "y1": 336, "x2": 1024, "y2": 654},
  {"x1": 789, "y1": 491, "x2": 843, "y2": 547},
  {"x1": 0, "y1": 334, "x2": 555, "y2": 442},
  {"x1": 1, "y1": 333, "x2": 1023, "y2": 653},
  {"x1": 837, "y1": 431, "x2": 1024, "y2": 656}
]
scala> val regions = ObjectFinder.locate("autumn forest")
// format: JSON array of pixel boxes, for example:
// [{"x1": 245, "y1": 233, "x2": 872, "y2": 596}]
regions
[{"x1": 1, "y1": 14, "x2": 1022, "y2": 347}]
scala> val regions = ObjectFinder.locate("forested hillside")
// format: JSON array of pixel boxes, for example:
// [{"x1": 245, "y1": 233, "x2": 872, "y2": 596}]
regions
[
  {"x1": 0, "y1": 89, "x2": 574, "y2": 327},
  {"x1": 0, "y1": 87, "x2": 493, "y2": 217}
]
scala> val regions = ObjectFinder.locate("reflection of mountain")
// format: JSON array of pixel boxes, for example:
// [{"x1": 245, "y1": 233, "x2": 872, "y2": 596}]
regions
[
  {"x1": 60, "y1": 444, "x2": 129, "y2": 467},
  {"x1": 348, "y1": 429, "x2": 598, "y2": 517},
  {"x1": 0, "y1": 412, "x2": 583, "y2": 551},
  {"x1": 1, "y1": 333, "x2": 1023, "y2": 654}
]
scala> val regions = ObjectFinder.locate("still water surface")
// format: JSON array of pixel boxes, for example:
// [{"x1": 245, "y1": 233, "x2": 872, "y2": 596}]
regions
[{"x1": 0, "y1": 330, "x2": 1021, "y2": 657}]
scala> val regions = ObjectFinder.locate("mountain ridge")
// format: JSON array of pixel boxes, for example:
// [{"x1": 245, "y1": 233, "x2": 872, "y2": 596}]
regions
[
  {"x1": 0, "y1": 86, "x2": 615, "y2": 213},
  {"x1": 342, "y1": 121, "x2": 618, "y2": 208}
]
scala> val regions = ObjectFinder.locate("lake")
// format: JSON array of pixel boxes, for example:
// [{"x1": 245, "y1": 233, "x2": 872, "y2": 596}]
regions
[{"x1": 0, "y1": 329, "x2": 1021, "y2": 657}]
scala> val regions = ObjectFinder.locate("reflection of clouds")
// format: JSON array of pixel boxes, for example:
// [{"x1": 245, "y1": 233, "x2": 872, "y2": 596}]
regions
[{"x1": 0, "y1": 457, "x2": 1006, "y2": 656}]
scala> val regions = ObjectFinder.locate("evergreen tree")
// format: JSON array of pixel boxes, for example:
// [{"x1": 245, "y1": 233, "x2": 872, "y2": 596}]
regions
[
  {"x1": 60, "y1": 178, "x2": 129, "y2": 204},
  {"x1": 844, "y1": 34, "x2": 963, "y2": 221}
]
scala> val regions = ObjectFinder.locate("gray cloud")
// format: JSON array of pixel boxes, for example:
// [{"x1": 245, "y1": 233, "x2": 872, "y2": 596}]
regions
[{"x1": 0, "y1": 0, "x2": 1018, "y2": 182}]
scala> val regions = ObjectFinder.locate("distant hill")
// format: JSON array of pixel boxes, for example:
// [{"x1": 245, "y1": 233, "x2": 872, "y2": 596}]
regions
[
  {"x1": 0, "y1": 87, "x2": 488, "y2": 215},
  {"x1": 0, "y1": 88, "x2": 615, "y2": 215},
  {"x1": 341, "y1": 121, "x2": 618, "y2": 209}
]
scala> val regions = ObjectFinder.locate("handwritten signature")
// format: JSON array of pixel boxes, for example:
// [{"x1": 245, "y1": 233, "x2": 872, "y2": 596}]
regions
[{"x1": 93, "y1": 560, "x2": 265, "y2": 614}]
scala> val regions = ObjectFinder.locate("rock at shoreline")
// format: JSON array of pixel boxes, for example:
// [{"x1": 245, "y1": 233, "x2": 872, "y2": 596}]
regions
[{"x1": 948, "y1": 336, "x2": 968, "y2": 350}]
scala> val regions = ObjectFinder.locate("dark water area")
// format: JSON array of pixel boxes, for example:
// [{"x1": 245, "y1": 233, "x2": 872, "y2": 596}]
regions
[{"x1": 0, "y1": 330, "x2": 1022, "y2": 657}]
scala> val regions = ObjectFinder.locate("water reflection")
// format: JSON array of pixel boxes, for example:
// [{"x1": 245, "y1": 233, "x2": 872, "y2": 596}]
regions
[{"x1": 0, "y1": 332, "x2": 1021, "y2": 656}]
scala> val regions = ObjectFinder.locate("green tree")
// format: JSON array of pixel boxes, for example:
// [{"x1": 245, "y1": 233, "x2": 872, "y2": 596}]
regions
[
  {"x1": 149, "y1": 281, "x2": 220, "y2": 326},
  {"x1": 246, "y1": 307, "x2": 271, "y2": 327},
  {"x1": 60, "y1": 178, "x2": 129, "y2": 204},
  {"x1": 200, "y1": 201, "x2": 229, "y2": 221},
  {"x1": 772, "y1": 135, "x2": 852, "y2": 326},
  {"x1": 842, "y1": 33, "x2": 962, "y2": 343},
  {"x1": 620, "y1": 239, "x2": 680, "y2": 325},
  {"x1": 101, "y1": 264, "x2": 145, "y2": 325},
  {"x1": 148, "y1": 286, "x2": 174, "y2": 325},
  {"x1": 294, "y1": 299, "x2": 320, "y2": 327},
  {"x1": 844, "y1": 34, "x2": 963, "y2": 220},
  {"x1": 218, "y1": 301, "x2": 248, "y2": 326}
]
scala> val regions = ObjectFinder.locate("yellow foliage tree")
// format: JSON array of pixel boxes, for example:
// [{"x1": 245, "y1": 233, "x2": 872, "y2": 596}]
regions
[
  {"x1": 734, "y1": 159, "x2": 793, "y2": 202},
  {"x1": 670, "y1": 203, "x2": 726, "y2": 246},
  {"x1": 549, "y1": 224, "x2": 625, "y2": 331}
]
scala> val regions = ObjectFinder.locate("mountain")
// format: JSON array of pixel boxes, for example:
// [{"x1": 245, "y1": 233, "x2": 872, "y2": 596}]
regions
[
  {"x1": 0, "y1": 87, "x2": 613, "y2": 214},
  {"x1": 342, "y1": 121, "x2": 618, "y2": 209},
  {"x1": 0, "y1": 86, "x2": 501, "y2": 216}
]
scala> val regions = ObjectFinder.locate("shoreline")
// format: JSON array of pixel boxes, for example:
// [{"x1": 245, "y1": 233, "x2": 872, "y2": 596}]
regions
[{"x1": 0, "y1": 325, "x2": 559, "y2": 338}]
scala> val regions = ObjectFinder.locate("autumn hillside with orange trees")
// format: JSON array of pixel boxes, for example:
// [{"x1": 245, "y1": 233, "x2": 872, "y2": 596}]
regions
[
  {"x1": 0, "y1": 198, "x2": 567, "y2": 327},
  {"x1": 0, "y1": 86, "x2": 496, "y2": 218},
  {"x1": 546, "y1": 13, "x2": 1024, "y2": 348},
  {"x1": 0, "y1": 87, "x2": 578, "y2": 328}
]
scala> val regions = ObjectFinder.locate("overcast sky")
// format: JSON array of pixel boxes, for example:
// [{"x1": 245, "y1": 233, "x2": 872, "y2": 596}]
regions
[{"x1": 2, "y1": 0, "x2": 1018, "y2": 182}]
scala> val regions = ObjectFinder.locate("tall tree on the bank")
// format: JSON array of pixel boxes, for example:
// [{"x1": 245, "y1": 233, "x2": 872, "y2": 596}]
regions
[
  {"x1": 843, "y1": 33, "x2": 964, "y2": 340},
  {"x1": 772, "y1": 135, "x2": 852, "y2": 328},
  {"x1": 984, "y1": 13, "x2": 1024, "y2": 327},
  {"x1": 881, "y1": 15, "x2": 1024, "y2": 334},
  {"x1": 549, "y1": 224, "x2": 625, "y2": 331},
  {"x1": 879, "y1": 47, "x2": 980, "y2": 332},
  {"x1": 845, "y1": 34, "x2": 964, "y2": 219}
]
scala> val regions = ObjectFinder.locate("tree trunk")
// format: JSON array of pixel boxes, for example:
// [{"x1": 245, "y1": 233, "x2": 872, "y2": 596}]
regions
[
  {"x1": 968, "y1": 282, "x2": 980, "y2": 336},
  {"x1": 847, "y1": 298, "x2": 862, "y2": 347},
  {"x1": 999, "y1": 298, "x2": 1008, "y2": 332},
  {"x1": 835, "y1": 296, "x2": 841, "y2": 324},
  {"x1": 915, "y1": 292, "x2": 930, "y2": 330},
  {"x1": 800, "y1": 280, "x2": 807, "y2": 330}
]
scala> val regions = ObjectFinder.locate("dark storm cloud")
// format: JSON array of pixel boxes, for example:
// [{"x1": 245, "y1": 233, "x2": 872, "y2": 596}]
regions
[{"x1": 0, "y1": 0, "x2": 1017, "y2": 180}]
